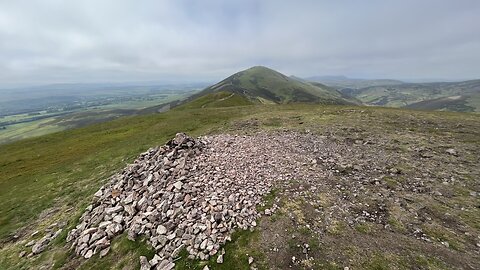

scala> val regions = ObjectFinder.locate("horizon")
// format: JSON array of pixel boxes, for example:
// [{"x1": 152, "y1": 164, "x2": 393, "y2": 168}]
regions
[
  {"x1": 1, "y1": 1, "x2": 479, "y2": 88},
  {"x1": 1, "y1": 65, "x2": 477, "y2": 90}
]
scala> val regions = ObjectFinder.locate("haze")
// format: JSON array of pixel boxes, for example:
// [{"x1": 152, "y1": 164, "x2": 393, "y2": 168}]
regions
[{"x1": 1, "y1": 0, "x2": 479, "y2": 87}]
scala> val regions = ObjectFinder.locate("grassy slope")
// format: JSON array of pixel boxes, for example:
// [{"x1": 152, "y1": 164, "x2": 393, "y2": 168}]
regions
[
  {"x1": 0, "y1": 103, "x2": 479, "y2": 269},
  {"x1": 176, "y1": 91, "x2": 253, "y2": 110}
]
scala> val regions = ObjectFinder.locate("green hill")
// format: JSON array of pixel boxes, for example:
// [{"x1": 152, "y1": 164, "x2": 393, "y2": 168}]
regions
[
  {"x1": 190, "y1": 66, "x2": 359, "y2": 105},
  {"x1": 344, "y1": 79, "x2": 480, "y2": 112},
  {"x1": 306, "y1": 75, "x2": 404, "y2": 89}
]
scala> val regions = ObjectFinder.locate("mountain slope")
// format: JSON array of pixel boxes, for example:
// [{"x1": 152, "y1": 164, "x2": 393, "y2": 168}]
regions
[
  {"x1": 176, "y1": 91, "x2": 253, "y2": 109},
  {"x1": 307, "y1": 75, "x2": 404, "y2": 89},
  {"x1": 343, "y1": 79, "x2": 480, "y2": 112},
  {"x1": 191, "y1": 66, "x2": 359, "y2": 105}
]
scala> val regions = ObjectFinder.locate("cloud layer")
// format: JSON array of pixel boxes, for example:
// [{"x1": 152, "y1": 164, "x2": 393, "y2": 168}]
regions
[{"x1": 1, "y1": 0, "x2": 479, "y2": 86}]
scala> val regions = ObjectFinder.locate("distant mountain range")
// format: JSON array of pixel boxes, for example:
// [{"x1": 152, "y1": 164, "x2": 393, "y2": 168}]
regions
[
  {"x1": 306, "y1": 75, "x2": 404, "y2": 89},
  {"x1": 306, "y1": 75, "x2": 480, "y2": 112}
]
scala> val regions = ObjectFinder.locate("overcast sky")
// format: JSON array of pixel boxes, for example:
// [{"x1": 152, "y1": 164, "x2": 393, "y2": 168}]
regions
[{"x1": 0, "y1": 0, "x2": 479, "y2": 87}]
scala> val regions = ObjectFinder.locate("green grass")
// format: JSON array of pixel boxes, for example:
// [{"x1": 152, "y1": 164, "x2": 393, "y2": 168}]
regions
[{"x1": 177, "y1": 91, "x2": 253, "y2": 109}]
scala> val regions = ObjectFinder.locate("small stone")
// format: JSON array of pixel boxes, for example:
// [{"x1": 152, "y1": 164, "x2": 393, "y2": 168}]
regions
[
  {"x1": 149, "y1": 254, "x2": 161, "y2": 266},
  {"x1": 158, "y1": 260, "x2": 175, "y2": 270},
  {"x1": 445, "y1": 148, "x2": 457, "y2": 156},
  {"x1": 32, "y1": 237, "x2": 50, "y2": 254},
  {"x1": 140, "y1": 256, "x2": 151, "y2": 270},
  {"x1": 19, "y1": 251, "x2": 27, "y2": 258},
  {"x1": 105, "y1": 206, "x2": 123, "y2": 215},
  {"x1": 216, "y1": 254, "x2": 224, "y2": 264},
  {"x1": 203, "y1": 266, "x2": 210, "y2": 270},
  {"x1": 156, "y1": 225, "x2": 167, "y2": 235},
  {"x1": 25, "y1": 240, "x2": 35, "y2": 247},
  {"x1": 84, "y1": 249, "x2": 93, "y2": 259},
  {"x1": 94, "y1": 189, "x2": 103, "y2": 197},
  {"x1": 173, "y1": 181, "x2": 183, "y2": 190},
  {"x1": 31, "y1": 230, "x2": 39, "y2": 237},
  {"x1": 167, "y1": 233, "x2": 176, "y2": 240},
  {"x1": 248, "y1": 256, "x2": 254, "y2": 264},
  {"x1": 100, "y1": 247, "x2": 110, "y2": 258},
  {"x1": 172, "y1": 244, "x2": 185, "y2": 258}
]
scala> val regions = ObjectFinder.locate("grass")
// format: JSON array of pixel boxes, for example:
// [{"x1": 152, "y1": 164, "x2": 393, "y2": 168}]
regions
[{"x1": 176, "y1": 91, "x2": 253, "y2": 109}]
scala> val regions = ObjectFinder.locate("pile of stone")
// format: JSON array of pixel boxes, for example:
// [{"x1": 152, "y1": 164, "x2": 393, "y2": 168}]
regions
[{"x1": 67, "y1": 133, "x2": 276, "y2": 269}]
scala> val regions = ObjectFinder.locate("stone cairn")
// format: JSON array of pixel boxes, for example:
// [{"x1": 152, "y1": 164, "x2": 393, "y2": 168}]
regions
[{"x1": 67, "y1": 133, "x2": 273, "y2": 269}]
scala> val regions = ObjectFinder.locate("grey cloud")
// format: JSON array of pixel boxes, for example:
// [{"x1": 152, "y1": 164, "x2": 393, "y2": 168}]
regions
[{"x1": 0, "y1": 0, "x2": 479, "y2": 87}]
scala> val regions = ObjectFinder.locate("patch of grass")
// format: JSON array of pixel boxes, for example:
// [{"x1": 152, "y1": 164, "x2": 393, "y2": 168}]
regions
[
  {"x1": 256, "y1": 189, "x2": 278, "y2": 212},
  {"x1": 355, "y1": 223, "x2": 373, "y2": 234},
  {"x1": 422, "y1": 224, "x2": 465, "y2": 251},
  {"x1": 177, "y1": 91, "x2": 253, "y2": 110},
  {"x1": 362, "y1": 254, "x2": 391, "y2": 270},
  {"x1": 262, "y1": 117, "x2": 282, "y2": 127},
  {"x1": 383, "y1": 176, "x2": 400, "y2": 190},
  {"x1": 326, "y1": 220, "x2": 346, "y2": 236},
  {"x1": 387, "y1": 216, "x2": 407, "y2": 233}
]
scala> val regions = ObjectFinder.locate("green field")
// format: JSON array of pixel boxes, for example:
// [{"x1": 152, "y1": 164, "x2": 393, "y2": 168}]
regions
[
  {"x1": 0, "y1": 100, "x2": 479, "y2": 269},
  {"x1": 0, "y1": 91, "x2": 193, "y2": 144}
]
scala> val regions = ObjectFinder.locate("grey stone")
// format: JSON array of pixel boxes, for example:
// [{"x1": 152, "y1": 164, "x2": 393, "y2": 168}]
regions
[
  {"x1": 32, "y1": 237, "x2": 50, "y2": 254},
  {"x1": 140, "y1": 255, "x2": 151, "y2": 270},
  {"x1": 156, "y1": 225, "x2": 167, "y2": 235}
]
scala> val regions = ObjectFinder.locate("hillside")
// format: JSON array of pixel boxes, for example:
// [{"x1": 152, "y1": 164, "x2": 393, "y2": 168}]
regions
[
  {"x1": 343, "y1": 80, "x2": 480, "y2": 112},
  {"x1": 306, "y1": 75, "x2": 404, "y2": 89},
  {"x1": 190, "y1": 66, "x2": 359, "y2": 105},
  {"x1": 0, "y1": 101, "x2": 479, "y2": 270}
]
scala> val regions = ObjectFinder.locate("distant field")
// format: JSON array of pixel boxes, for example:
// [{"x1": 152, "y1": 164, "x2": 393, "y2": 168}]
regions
[{"x1": 0, "y1": 89, "x2": 197, "y2": 144}]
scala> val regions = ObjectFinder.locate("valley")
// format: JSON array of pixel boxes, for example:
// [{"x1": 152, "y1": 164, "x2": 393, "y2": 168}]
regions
[{"x1": 0, "y1": 85, "x2": 200, "y2": 144}]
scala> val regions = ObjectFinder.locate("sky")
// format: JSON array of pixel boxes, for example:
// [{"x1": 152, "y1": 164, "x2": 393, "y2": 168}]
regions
[{"x1": 0, "y1": 0, "x2": 479, "y2": 87}]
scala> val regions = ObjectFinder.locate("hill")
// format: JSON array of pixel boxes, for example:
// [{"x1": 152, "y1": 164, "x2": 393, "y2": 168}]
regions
[
  {"x1": 0, "y1": 101, "x2": 479, "y2": 269},
  {"x1": 306, "y1": 75, "x2": 404, "y2": 89},
  {"x1": 190, "y1": 66, "x2": 359, "y2": 105},
  {"x1": 346, "y1": 79, "x2": 480, "y2": 112}
]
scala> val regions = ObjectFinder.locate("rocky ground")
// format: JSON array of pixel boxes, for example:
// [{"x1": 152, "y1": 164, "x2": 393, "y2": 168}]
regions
[
  {"x1": 2, "y1": 106, "x2": 479, "y2": 270},
  {"x1": 65, "y1": 124, "x2": 479, "y2": 269}
]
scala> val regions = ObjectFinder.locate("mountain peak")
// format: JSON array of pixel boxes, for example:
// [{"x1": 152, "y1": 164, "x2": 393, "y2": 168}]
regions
[{"x1": 186, "y1": 66, "x2": 360, "y2": 105}]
